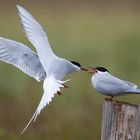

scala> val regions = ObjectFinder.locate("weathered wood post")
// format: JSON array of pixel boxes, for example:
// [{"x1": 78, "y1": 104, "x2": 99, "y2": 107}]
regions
[{"x1": 101, "y1": 99, "x2": 140, "y2": 140}]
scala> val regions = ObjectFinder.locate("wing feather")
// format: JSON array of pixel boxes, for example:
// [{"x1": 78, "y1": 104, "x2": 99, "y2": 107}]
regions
[
  {"x1": 0, "y1": 37, "x2": 46, "y2": 81},
  {"x1": 17, "y1": 5, "x2": 56, "y2": 72}
]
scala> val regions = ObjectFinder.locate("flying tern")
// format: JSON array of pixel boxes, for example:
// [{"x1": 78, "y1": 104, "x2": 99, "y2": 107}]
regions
[
  {"x1": 89, "y1": 67, "x2": 140, "y2": 99},
  {"x1": 0, "y1": 5, "x2": 87, "y2": 133}
]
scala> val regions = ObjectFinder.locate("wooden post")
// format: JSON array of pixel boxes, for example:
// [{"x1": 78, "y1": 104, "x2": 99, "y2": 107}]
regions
[{"x1": 101, "y1": 99, "x2": 140, "y2": 140}]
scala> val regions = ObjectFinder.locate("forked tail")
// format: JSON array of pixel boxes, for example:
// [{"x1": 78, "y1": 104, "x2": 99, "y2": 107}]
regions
[{"x1": 21, "y1": 77, "x2": 70, "y2": 134}]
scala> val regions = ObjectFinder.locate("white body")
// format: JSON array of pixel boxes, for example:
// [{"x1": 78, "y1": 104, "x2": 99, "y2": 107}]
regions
[
  {"x1": 0, "y1": 5, "x2": 81, "y2": 133},
  {"x1": 91, "y1": 71, "x2": 140, "y2": 96}
]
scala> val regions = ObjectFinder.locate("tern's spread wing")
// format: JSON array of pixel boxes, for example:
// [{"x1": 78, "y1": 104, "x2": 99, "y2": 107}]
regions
[
  {"x1": 17, "y1": 5, "x2": 56, "y2": 70},
  {"x1": 0, "y1": 37, "x2": 46, "y2": 81},
  {"x1": 21, "y1": 77, "x2": 70, "y2": 134}
]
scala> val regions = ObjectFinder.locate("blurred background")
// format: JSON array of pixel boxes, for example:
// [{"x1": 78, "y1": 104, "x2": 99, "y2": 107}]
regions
[{"x1": 0, "y1": 0, "x2": 140, "y2": 139}]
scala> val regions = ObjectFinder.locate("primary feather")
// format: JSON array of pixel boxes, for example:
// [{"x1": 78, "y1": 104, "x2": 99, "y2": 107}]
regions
[
  {"x1": 0, "y1": 37, "x2": 46, "y2": 81},
  {"x1": 17, "y1": 5, "x2": 57, "y2": 73}
]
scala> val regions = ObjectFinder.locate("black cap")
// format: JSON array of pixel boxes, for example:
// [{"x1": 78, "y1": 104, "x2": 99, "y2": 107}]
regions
[
  {"x1": 95, "y1": 67, "x2": 109, "y2": 72},
  {"x1": 70, "y1": 61, "x2": 81, "y2": 67}
]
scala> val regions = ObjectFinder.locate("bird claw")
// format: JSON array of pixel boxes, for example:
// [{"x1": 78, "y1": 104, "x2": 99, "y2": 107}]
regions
[
  {"x1": 57, "y1": 91, "x2": 62, "y2": 96},
  {"x1": 105, "y1": 96, "x2": 114, "y2": 101},
  {"x1": 57, "y1": 83, "x2": 69, "y2": 96},
  {"x1": 62, "y1": 83, "x2": 69, "y2": 88},
  {"x1": 57, "y1": 82, "x2": 69, "y2": 96},
  {"x1": 104, "y1": 96, "x2": 120, "y2": 104}
]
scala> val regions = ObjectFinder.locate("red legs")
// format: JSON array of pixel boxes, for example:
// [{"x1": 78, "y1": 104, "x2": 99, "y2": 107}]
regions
[
  {"x1": 62, "y1": 83, "x2": 69, "y2": 88},
  {"x1": 105, "y1": 96, "x2": 114, "y2": 101},
  {"x1": 105, "y1": 96, "x2": 119, "y2": 104},
  {"x1": 57, "y1": 91, "x2": 62, "y2": 96},
  {"x1": 57, "y1": 83, "x2": 69, "y2": 96},
  {"x1": 110, "y1": 96, "x2": 113, "y2": 101}
]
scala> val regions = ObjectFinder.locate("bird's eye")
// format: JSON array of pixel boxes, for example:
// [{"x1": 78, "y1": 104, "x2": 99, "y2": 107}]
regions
[{"x1": 95, "y1": 69, "x2": 98, "y2": 73}]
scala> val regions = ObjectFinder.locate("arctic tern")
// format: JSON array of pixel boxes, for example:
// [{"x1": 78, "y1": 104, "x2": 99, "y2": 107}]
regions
[
  {"x1": 89, "y1": 67, "x2": 140, "y2": 99},
  {"x1": 0, "y1": 5, "x2": 87, "y2": 133}
]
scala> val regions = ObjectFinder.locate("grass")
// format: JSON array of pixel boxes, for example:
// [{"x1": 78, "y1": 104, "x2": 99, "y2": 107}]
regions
[{"x1": 0, "y1": 6, "x2": 140, "y2": 140}]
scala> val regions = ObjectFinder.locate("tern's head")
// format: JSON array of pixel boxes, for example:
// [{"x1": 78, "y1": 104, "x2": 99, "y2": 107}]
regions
[
  {"x1": 70, "y1": 61, "x2": 88, "y2": 72},
  {"x1": 88, "y1": 66, "x2": 109, "y2": 74}
]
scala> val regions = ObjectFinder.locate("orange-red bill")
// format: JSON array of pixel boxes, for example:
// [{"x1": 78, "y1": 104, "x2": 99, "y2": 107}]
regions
[
  {"x1": 88, "y1": 67, "x2": 97, "y2": 74},
  {"x1": 80, "y1": 67, "x2": 88, "y2": 71}
]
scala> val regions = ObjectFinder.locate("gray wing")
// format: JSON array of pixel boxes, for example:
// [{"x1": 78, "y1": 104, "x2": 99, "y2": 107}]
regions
[
  {"x1": 0, "y1": 37, "x2": 46, "y2": 81},
  {"x1": 17, "y1": 5, "x2": 57, "y2": 74},
  {"x1": 104, "y1": 74, "x2": 136, "y2": 87},
  {"x1": 123, "y1": 80, "x2": 137, "y2": 88},
  {"x1": 106, "y1": 75, "x2": 137, "y2": 92},
  {"x1": 95, "y1": 74, "x2": 137, "y2": 95}
]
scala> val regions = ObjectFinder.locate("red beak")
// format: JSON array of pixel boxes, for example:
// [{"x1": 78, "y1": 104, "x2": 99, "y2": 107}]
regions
[
  {"x1": 80, "y1": 67, "x2": 88, "y2": 71},
  {"x1": 88, "y1": 67, "x2": 97, "y2": 74}
]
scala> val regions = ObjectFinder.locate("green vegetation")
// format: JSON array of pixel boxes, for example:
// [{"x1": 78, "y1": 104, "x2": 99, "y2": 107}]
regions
[{"x1": 0, "y1": 4, "x2": 140, "y2": 140}]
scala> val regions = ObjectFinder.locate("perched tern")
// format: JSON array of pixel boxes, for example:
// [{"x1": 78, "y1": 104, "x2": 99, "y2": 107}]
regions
[
  {"x1": 0, "y1": 5, "x2": 87, "y2": 133},
  {"x1": 89, "y1": 67, "x2": 140, "y2": 99}
]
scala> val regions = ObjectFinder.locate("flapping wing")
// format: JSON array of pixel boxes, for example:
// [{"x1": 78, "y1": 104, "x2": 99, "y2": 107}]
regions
[
  {"x1": 16, "y1": 5, "x2": 56, "y2": 68},
  {"x1": 0, "y1": 37, "x2": 46, "y2": 81},
  {"x1": 21, "y1": 77, "x2": 70, "y2": 134}
]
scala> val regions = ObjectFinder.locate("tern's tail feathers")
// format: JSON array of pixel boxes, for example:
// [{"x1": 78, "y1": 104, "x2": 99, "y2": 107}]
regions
[
  {"x1": 21, "y1": 77, "x2": 70, "y2": 134},
  {"x1": 127, "y1": 88, "x2": 140, "y2": 94}
]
